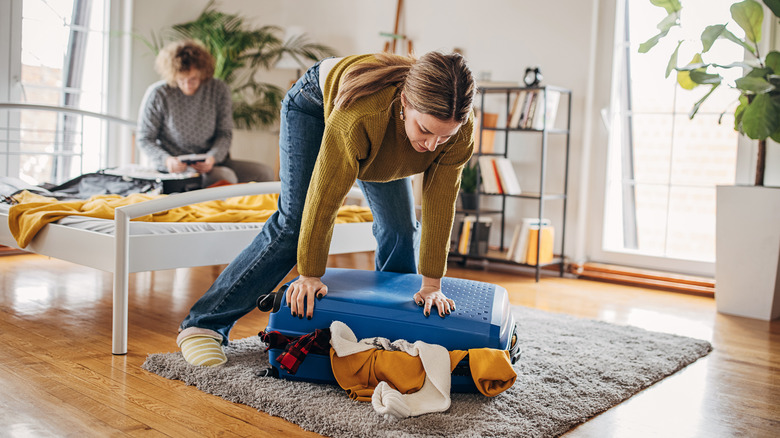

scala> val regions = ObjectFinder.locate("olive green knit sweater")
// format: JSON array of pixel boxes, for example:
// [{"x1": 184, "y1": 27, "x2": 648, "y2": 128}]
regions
[{"x1": 297, "y1": 55, "x2": 474, "y2": 279}]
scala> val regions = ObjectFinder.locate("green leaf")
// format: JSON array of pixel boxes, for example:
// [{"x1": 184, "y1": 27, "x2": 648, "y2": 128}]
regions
[
  {"x1": 746, "y1": 67, "x2": 773, "y2": 78},
  {"x1": 768, "y1": 74, "x2": 780, "y2": 87},
  {"x1": 701, "y1": 24, "x2": 756, "y2": 55},
  {"x1": 701, "y1": 24, "x2": 728, "y2": 52},
  {"x1": 763, "y1": 0, "x2": 780, "y2": 18},
  {"x1": 731, "y1": 0, "x2": 764, "y2": 45},
  {"x1": 722, "y1": 28, "x2": 758, "y2": 54},
  {"x1": 735, "y1": 76, "x2": 775, "y2": 93},
  {"x1": 651, "y1": 0, "x2": 682, "y2": 14},
  {"x1": 766, "y1": 51, "x2": 780, "y2": 73},
  {"x1": 710, "y1": 61, "x2": 753, "y2": 70},
  {"x1": 741, "y1": 93, "x2": 780, "y2": 139},
  {"x1": 639, "y1": 30, "x2": 669, "y2": 53},
  {"x1": 675, "y1": 62, "x2": 708, "y2": 71},
  {"x1": 689, "y1": 70, "x2": 722, "y2": 85},
  {"x1": 677, "y1": 53, "x2": 704, "y2": 90},
  {"x1": 666, "y1": 41, "x2": 682, "y2": 77},
  {"x1": 656, "y1": 10, "x2": 681, "y2": 32},
  {"x1": 689, "y1": 84, "x2": 720, "y2": 118},
  {"x1": 734, "y1": 95, "x2": 749, "y2": 131}
]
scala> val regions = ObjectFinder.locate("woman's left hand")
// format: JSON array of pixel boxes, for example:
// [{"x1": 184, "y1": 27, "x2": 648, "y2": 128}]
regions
[
  {"x1": 192, "y1": 155, "x2": 215, "y2": 173},
  {"x1": 413, "y1": 276, "x2": 455, "y2": 318}
]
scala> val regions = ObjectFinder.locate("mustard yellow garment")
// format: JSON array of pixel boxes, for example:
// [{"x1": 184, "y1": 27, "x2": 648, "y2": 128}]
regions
[
  {"x1": 329, "y1": 347, "x2": 515, "y2": 401},
  {"x1": 468, "y1": 348, "x2": 517, "y2": 397},
  {"x1": 8, "y1": 190, "x2": 372, "y2": 248},
  {"x1": 300, "y1": 54, "x2": 474, "y2": 279}
]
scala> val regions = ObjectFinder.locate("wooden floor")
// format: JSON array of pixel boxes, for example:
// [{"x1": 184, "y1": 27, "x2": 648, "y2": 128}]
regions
[{"x1": 0, "y1": 252, "x2": 777, "y2": 437}]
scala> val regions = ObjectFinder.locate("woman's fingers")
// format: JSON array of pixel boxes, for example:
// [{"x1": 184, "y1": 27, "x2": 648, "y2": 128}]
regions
[
  {"x1": 413, "y1": 291, "x2": 456, "y2": 318},
  {"x1": 286, "y1": 277, "x2": 326, "y2": 319}
]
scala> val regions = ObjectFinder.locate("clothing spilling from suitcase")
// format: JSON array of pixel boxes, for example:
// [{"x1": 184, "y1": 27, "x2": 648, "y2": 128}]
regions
[{"x1": 255, "y1": 269, "x2": 520, "y2": 419}]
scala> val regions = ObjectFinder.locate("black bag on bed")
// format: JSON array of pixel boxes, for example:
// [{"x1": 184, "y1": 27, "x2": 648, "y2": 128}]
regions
[{"x1": 41, "y1": 171, "x2": 164, "y2": 200}]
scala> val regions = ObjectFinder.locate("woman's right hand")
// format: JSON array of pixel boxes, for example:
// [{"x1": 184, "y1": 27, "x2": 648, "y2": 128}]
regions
[
  {"x1": 286, "y1": 275, "x2": 328, "y2": 319},
  {"x1": 166, "y1": 156, "x2": 187, "y2": 173}
]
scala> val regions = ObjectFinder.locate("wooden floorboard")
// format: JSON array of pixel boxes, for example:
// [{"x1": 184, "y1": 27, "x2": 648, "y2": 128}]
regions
[{"x1": 0, "y1": 252, "x2": 777, "y2": 437}]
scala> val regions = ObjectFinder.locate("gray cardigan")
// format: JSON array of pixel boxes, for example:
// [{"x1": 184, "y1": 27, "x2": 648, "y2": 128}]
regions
[{"x1": 137, "y1": 78, "x2": 233, "y2": 170}]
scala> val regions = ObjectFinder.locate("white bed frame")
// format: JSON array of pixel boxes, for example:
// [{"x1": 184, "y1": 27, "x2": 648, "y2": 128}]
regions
[
  {"x1": 0, "y1": 181, "x2": 376, "y2": 354},
  {"x1": 0, "y1": 103, "x2": 376, "y2": 354}
]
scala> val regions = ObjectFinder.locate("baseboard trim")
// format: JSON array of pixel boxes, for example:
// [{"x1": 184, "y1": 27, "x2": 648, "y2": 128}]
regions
[
  {"x1": 570, "y1": 262, "x2": 715, "y2": 297},
  {"x1": 0, "y1": 245, "x2": 27, "y2": 256}
]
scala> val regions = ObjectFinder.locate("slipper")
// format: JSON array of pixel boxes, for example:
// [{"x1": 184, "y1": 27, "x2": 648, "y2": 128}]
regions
[{"x1": 178, "y1": 334, "x2": 227, "y2": 367}]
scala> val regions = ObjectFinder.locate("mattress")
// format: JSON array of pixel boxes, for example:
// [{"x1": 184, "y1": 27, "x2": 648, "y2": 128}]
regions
[{"x1": 0, "y1": 203, "x2": 265, "y2": 236}]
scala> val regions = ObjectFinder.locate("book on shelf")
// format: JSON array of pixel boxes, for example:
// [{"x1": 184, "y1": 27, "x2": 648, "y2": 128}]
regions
[
  {"x1": 508, "y1": 90, "x2": 527, "y2": 128},
  {"x1": 512, "y1": 89, "x2": 561, "y2": 130},
  {"x1": 457, "y1": 215, "x2": 493, "y2": 256},
  {"x1": 525, "y1": 224, "x2": 555, "y2": 265},
  {"x1": 477, "y1": 156, "x2": 501, "y2": 194},
  {"x1": 477, "y1": 157, "x2": 521, "y2": 195},
  {"x1": 531, "y1": 90, "x2": 562, "y2": 130},
  {"x1": 474, "y1": 110, "x2": 498, "y2": 153},
  {"x1": 490, "y1": 159, "x2": 505, "y2": 194},
  {"x1": 494, "y1": 157, "x2": 521, "y2": 195},
  {"x1": 505, "y1": 222, "x2": 523, "y2": 262},
  {"x1": 507, "y1": 218, "x2": 552, "y2": 264}
]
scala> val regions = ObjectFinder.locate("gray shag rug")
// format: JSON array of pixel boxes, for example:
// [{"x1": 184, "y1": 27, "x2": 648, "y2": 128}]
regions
[{"x1": 142, "y1": 306, "x2": 712, "y2": 437}]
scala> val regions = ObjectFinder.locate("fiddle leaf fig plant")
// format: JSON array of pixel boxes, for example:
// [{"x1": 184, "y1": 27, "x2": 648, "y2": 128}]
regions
[
  {"x1": 640, "y1": 0, "x2": 780, "y2": 186},
  {"x1": 140, "y1": 0, "x2": 336, "y2": 129}
]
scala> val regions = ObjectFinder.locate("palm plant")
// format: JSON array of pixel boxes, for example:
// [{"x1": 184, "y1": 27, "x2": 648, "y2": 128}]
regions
[{"x1": 141, "y1": 1, "x2": 336, "y2": 129}]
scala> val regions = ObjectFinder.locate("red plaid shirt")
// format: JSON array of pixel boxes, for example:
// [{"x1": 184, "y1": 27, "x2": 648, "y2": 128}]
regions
[{"x1": 259, "y1": 328, "x2": 332, "y2": 374}]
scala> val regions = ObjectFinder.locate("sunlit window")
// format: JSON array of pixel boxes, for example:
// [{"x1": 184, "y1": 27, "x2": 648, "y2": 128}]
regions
[
  {"x1": 8, "y1": 0, "x2": 110, "y2": 184},
  {"x1": 604, "y1": 0, "x2": 740, "y2": 264}
]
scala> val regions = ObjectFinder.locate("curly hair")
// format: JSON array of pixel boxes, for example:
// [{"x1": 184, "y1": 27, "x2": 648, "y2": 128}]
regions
[
  {"x1": 155, "y1": 39, "x2": 216, "y2": 86},
  {"x1": 334, "y1": 51, "x2": 475, "y2": 124}
]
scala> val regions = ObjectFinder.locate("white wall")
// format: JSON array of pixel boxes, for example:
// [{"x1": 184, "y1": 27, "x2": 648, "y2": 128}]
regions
[{"x1": 128, "y1": 0, "x2": 604, "y2": 264}]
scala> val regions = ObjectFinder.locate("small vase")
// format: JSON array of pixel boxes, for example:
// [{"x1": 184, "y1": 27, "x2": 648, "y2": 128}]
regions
[{"x1": 460, "y1": 192, "x2": 478, "y2": 210}]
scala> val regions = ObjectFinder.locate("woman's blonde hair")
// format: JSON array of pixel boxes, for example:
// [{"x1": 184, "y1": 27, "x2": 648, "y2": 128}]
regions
[
  {"x1": 334, "y1": 51, "x2": 475, "y2": 124},
  {"x1": 155, "y1": 39, "x2": 216, "y2": 86}
]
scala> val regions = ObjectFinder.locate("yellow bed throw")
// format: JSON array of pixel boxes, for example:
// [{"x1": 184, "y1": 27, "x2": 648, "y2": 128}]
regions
[{"x1": 8, "y1": 190, "x2": 372, "y2": 248}]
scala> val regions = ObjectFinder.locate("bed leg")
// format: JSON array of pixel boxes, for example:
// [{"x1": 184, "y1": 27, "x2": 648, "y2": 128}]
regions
[
  {"x1": 112, "y1": 271, "x2": 129, "y2": 355},
  {"x1": 113, "y1": 210, "x2": 130, "y2": 355}
]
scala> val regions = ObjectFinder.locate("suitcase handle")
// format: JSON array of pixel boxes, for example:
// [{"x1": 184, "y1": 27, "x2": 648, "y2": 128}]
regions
[
  {"x1": 256, "y1": 285, "x2": 288, "y2": 313},
  {"x1": 508, "y1": 324, "x2": 521, "y2": 364}
]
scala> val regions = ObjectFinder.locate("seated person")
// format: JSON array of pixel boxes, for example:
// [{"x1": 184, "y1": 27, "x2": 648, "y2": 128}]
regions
[{"x1": 137, "y1": 39, "x2": 274, "y2": 187}]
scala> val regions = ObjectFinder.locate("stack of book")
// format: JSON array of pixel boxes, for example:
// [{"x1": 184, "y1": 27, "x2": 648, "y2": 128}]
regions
[
  {"x1": 506, "y1": 218, "x2": 554, "y2": 265},
  {"x1": 477, "y1": 156, "x2": 522, "y2": 195},
  {"x1": 508, "y1": 90, "x2": 561, "y2": 130},
  {"x1": 456, "y1": 215, "x2": 492, "y2": 256}
]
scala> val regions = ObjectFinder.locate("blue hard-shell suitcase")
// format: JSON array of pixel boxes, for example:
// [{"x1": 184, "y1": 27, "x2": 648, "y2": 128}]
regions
[{"x1": 257, "y1": 268, "x2": 520, "y2": 393}]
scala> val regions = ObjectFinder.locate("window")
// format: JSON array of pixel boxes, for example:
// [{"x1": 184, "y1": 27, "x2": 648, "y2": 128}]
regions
[
  {"x1": 601, "y1": 0, "x2": 741, "y2": 274},
  {"x1": 1, "y1": 0, "x2": 113, "y2": 185}
]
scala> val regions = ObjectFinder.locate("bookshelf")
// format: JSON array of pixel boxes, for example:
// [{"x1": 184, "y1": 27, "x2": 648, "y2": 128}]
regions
[{"x1": 450, "y1": 84, "x2": 572, "y2": 281}]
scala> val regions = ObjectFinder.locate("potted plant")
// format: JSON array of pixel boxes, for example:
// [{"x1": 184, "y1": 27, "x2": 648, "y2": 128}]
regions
[
  {"x1": 460, "y1": 160, "x2": 479, "y2": 210},
  {"x1": 642, "y1": 0, "x2": 780, "y2": 320},
  {"x1": 140, "y1": 0, "x2": 336, "y2": 129}
]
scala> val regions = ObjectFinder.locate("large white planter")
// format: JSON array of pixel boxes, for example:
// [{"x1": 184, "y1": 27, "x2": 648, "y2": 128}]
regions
[{"x1": 715, "y1": 185, "x2": 780, "y2": 320}]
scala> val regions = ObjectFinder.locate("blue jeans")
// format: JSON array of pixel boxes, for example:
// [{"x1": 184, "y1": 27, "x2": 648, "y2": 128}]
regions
[{"x1": 179, "y1": 62, "x2": 422, "y2": 343}]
